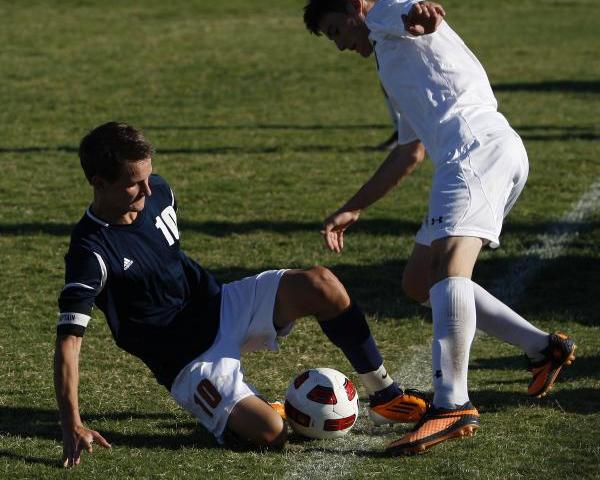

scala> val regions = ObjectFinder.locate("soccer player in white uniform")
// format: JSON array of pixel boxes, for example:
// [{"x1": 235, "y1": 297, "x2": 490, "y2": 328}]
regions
[
  {"x1": 303, "y1": 0, "x2": 576, "y2": 455},
  {"x1": 54, "y1": 122, "x2": 429, "y2": 467}
]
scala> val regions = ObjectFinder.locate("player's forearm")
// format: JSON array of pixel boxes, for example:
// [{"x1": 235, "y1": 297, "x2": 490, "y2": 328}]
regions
[
  {"x1": 54, "y1": 335, "x2": 83, "y2": 428},
  {"x1": 341, "y1": 141, "x2": 424, "y2": 212}
]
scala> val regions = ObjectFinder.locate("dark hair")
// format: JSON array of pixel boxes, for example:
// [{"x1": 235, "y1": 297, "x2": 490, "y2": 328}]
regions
[
  {"x1": 303, "y1": 0, "x2": 349, "y2": 35},
  {"x1": 79, "y1": 122, "x2": 153, "y2": 183}
]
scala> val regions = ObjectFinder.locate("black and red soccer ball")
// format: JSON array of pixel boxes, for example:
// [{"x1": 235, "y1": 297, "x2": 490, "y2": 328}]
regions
[{"x1": 284, "y1": 368, "x2": 359, "y2": 439}]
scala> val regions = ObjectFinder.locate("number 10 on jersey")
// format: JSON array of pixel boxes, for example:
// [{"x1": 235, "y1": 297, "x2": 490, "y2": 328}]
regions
[{"x1": 155, "y1": 206, "x2": 179, "y2": 246}]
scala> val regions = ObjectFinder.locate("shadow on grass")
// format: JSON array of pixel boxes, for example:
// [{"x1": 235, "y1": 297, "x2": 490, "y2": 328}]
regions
[
  {"x1": 0, "y1": 143, "x2": 384, "y2": 156},
  {"x1": 0, "y1": 218, "x2": 421, "y2": 237},
  {"x1": 180, "y1": 218, "x2": 421, "y2": 237},
  {"x1": 0, "y1": 406, "x2": 218, "y2": 467},
  {"x1": 493, "y1": 80, "x2": 600, "y2": 93},
  {"x1": 1, "y1": 116, "x2": 599, "y2": 158},
  {"x1": 0, "y1": 450, "x2": 59, "y2": 468},
  {"x1": 145, "y1": 123, "x2": 390, "y2": 131},
  {"x1": 471, "y1": 354, "x2": 600, "y2": 381},
  {"x1": 512, "y1": 124, "x2": 600, "y2": 141},
  {"x1": 1, "y1": 217, "x2": 596, "y2": 239},
  {"x1": 473, "y1": 387, "x2": 600, "y2": 415},
  {"x1": 476, "y1": 254, "x2": 600, "y2": 326}
]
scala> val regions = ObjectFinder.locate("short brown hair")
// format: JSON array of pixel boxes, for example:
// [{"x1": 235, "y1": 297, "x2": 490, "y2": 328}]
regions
[
  {"x1": 79, "y1": 122, "x2": 153, "y2": 183},
  {"x1": 304, "y1": 0, "x2": 349, "y2": 35}
]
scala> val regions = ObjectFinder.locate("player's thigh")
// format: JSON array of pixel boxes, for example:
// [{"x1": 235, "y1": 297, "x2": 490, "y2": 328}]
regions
[
  {"x1": 402, "y1": 242, "x2": 431, "y2": 303},
  {"x1": 429, "y1": 236, "x2": 483, "y2": 284},
  {"x1": 227, "y1": 395, "x2": 287, "y2": 448},
  {"x1": 273, "y1": 267, "x2": 350, "y2": 327}
]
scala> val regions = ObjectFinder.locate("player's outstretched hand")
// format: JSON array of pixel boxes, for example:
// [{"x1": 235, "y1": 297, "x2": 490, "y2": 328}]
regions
[
  {"x1": 404, "y1": 1, "x2": 446, "y2": 36},
  {"x1": 62, "y1": 424, "x2": 111, "y2": 467},
  {"x1": 321, "y1": 209, "x2": 361, "y2": 253}
]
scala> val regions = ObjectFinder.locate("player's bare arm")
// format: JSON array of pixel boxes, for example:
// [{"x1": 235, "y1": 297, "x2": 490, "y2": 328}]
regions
[
  {"x1": 404, "y1": 1, "x2": 446, "y2": 36},
  {"x1": 322, "y1": 140, "x2": 425, "y2": 252},
  {"x1": 54, "y1": 334, "x2": 111, "y2": 467}
]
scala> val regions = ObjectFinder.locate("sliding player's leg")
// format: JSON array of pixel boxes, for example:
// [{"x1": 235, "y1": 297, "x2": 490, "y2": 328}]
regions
[{"x1": 274, "y1": 267, "x2": 427, "y2": 424}]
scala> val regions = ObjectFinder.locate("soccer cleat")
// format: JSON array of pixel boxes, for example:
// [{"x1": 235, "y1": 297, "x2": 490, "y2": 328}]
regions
[
  {"x1": 269, "y1": 401, "x2": 287, "y2": 420},
  {"x1": 386, "y1": 402, "x2": 480, "y2": 456},
  {"x1": 528, "y1": 332, "x2": 577, "y2": 397},
  {"x1": 369, "y1": 389, "x2": 428, "y2": 425}
]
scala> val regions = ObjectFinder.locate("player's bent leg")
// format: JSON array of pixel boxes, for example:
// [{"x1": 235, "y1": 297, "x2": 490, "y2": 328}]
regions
[
  {"x1": 226, "y1": 395, "x2": 287, "y2": 448},
  {"x1": 275, "y1": 267, "x2": 427, "y2": 424},
  {"x1": 402, "y1": 242, "x2": 431, "y2": 304}
]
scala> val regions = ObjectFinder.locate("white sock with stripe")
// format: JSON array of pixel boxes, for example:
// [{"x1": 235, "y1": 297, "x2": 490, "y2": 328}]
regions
[{"x1": 358, "y1": 364, "x2": 395, "y2": 395}]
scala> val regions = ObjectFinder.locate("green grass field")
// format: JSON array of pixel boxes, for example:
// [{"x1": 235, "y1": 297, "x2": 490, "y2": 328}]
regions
[{"x1": 1, "y1": 0, "x2": 599, "y2": 478}]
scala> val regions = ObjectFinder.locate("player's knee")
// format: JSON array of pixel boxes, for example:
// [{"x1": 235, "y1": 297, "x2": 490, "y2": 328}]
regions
[
  {"x1": 303, "y1": 266, "x2": 350, "y2": 315},
  {"x1": 260, "y1": 423, "x2": 288, "y2": 449},
  {"x1": 244, "y1": 418, "x2": 287, "y2": 449},
  {"x1": 227, "y1": 411, "x2": 287, "y2": 449}
]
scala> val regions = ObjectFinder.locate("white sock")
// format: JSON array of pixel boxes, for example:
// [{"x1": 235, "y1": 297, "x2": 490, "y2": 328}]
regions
[
  {"x1": 471, "y1": 282, "x2": 548, "y2": 361},
  {"x1": 358, "y1": 365, "x2": 394, "y2": 395},
  {"x1": 422, "y1": 283, "x2": 549, "y2": 361},
  {"x1": 430, "y1": 277, "x2": 476, "y2": 409}
]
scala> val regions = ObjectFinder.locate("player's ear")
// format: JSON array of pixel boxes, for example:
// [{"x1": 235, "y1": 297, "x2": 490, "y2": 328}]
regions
[{"x1": 90, "y1": 175, "x2": 107, "y2": 190}]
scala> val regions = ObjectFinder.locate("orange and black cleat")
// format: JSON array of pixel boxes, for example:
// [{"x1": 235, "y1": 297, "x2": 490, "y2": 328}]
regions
[
  {"x1": 528, "y1": 332, "x2": 577, "y2": 398},
  {"x1": 369, "y1": 389, "x2": 429, "y2": 425},
  {"x1": 386, "y1": 401, "x2": 480, "y2": 456}
]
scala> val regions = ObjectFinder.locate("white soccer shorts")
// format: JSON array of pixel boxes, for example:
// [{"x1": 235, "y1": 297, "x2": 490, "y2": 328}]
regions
[
  {"x1": 415, "y1": 129, "x2": 529, "y2": 248},
  {"x1": 170, "y1": 269, "x2": 290, "y2": 442}
]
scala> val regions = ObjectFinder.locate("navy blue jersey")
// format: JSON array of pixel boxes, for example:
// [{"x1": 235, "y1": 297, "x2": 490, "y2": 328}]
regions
[{"x1": 57, "y1": 175, "x2": 221, "y2": 389}]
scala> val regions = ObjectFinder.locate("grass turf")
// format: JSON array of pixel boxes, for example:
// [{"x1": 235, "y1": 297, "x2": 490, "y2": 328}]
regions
[{"x1": 0, "y1": 0, "x2": 599, "y2": 478}]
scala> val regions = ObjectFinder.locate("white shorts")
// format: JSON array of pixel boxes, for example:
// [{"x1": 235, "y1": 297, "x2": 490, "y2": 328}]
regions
[
  {"x1": 415, "y1": 130, "x2": 528, "y2": 248},
  {"x1": 170, "y1": 269, "x2": 290, "y2": 442}
]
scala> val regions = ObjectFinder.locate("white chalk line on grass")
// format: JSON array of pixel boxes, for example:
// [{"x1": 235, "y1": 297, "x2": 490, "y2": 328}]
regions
[{"x1": 285, "y1": 180, "x2": 600, "y2": 480}]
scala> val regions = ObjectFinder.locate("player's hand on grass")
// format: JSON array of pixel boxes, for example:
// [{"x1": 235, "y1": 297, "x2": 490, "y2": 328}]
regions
[
  {"x1": 321, "y1": 209, "x2": 361, "y2": 253},
  {"x1": 62, "y1": 423, "x2": 111, "y2": 467},
  {"x1": 404, "y1": 1, "x2": 445, "y2": 36}
]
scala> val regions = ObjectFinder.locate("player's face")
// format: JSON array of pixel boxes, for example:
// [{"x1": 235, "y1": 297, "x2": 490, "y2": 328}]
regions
[
  {"x1": 102, "y1": 158, "x2": 153, "y2": 215},
  {"x1": 318, "y1": 11, "x2": 372, "y2": 58}
]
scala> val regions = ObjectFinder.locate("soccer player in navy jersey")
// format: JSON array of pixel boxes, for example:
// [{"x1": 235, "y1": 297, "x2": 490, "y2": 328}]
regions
[
  {"x1": 303, "y1": 0, "x2": 576, "y2": 455},
  {"x1": 54, "y1": 122, "x2": 430, "y2": 467}
]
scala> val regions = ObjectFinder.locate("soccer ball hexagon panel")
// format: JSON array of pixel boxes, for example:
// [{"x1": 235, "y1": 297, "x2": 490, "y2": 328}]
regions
[{"x1": 284, "y1": 367, "x2": 359, "y2": 439}]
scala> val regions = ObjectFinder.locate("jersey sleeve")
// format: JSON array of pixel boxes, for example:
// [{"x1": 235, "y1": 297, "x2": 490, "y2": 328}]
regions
[
  {"x1": 395, "y1": 111, "x2": 419, "y2": 145},
  {"x1": 57, "y1": 246, "x2": 107, "y2": 337}
]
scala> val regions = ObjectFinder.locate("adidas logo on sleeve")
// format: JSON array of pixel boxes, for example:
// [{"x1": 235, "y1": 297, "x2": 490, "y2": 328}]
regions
[{"x1": 123, "y1": 258, "x2": 134, "y2": 270}]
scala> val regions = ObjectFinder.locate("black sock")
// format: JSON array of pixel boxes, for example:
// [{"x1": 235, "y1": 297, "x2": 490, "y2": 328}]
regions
[{"x1": 319, "y1": 302, "x2": 383, "y2": 374}]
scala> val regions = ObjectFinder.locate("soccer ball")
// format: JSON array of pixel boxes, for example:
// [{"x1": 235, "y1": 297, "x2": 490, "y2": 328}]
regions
[{"x1": 284, "y1": 367, "x2": 359, "y2": 439}]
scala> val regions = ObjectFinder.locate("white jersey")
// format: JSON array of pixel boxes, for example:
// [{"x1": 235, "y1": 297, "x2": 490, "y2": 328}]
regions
[{"x1": 366, "y1": 0, "x2": 511, "y2": 167}]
